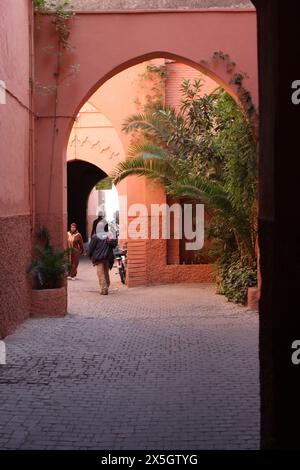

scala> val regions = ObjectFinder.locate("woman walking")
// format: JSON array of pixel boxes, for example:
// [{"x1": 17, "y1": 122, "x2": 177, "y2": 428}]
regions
[{"x1": 67, "y1": 223, "x2": 84, "y2": 280}]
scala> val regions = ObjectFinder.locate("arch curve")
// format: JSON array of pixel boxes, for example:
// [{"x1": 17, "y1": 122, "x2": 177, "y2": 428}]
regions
[{"x1": 72, "y1": 51, "x2": 242, "y2": 121}]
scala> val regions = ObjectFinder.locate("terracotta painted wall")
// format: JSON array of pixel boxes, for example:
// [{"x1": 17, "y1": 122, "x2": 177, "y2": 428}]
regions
[
  {"x1": 165, "y1": 59, "x2": 219, "y2": 107},
  {"x1": 0, "y1": 0, "x2": 33, "y2": 338},
  {"x1": 35, "y1": 10, "x2": 258, "y2": 287}
]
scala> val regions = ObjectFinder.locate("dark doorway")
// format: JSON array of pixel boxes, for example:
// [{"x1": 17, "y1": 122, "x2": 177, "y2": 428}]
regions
[
  {"x1": 253, "y1": 0, "x2": 300, "y2": 449},
  {"x1": 67, "y1": 160, "x2": 107, "y2": 241}
]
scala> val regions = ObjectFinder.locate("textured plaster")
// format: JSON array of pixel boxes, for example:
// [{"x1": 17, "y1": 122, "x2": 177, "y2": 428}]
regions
[{"x1": 0, "y1": 215, "x2": 31, "y2": 339}]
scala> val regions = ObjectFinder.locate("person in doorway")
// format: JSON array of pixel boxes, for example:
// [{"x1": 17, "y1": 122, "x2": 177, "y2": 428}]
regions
[
  {"x1": 67, "y1": 223, "x2": 84, "y2": 280},
  {"x1": 91, "y1": 210, "x2": 104, "y2": 238},
  {"x1": 88, "y1": 223, "x2": 117, "y2": 295}
]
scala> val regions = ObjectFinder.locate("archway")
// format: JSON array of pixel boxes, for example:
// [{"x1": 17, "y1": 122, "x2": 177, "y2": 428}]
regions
[
  {"x1": 64, "y1": 51, "x2": 258, "y2": 293},
  {"x1": 67, "y1": 160, "x2": 107, "y2": 241},
  {"x1": 34, "y1": 9, "x2": 258, "y2": 248}
]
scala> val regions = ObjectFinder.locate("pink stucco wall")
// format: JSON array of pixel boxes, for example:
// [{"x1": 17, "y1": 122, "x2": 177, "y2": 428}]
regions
[
  {"x1": 166, "y1": 59, "x2": 219, "y2": 107},
  {"x1": 0, "y1": 0, "x2": 33, "y2": 337},
  {"x1": 0, "y1": 0, "x2": 32, "y2": 218},
  {"x1": 68, "y1": 101, "x2": 126, "y2": 175},
  {"x1": 34, "y1": 10, "x2": 257, "y2": 251}
]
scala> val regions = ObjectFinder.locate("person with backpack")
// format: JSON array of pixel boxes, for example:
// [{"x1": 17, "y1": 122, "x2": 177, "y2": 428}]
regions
[
  {"x1": 88, "y1": 221, "x2": 117, "y2": 295},
  {"x1": 90, "y1": 210, "x2": 105, "y2": 238}
]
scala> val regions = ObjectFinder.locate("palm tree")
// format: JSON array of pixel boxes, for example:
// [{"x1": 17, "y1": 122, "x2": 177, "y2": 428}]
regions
[{"x1": 112, "y1": 149, "x2": 256, "y2": 262}]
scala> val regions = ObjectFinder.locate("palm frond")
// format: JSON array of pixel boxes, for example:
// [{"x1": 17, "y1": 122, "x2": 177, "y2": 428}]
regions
[
  {"x1": 112, "y1": 153, "x2": 181, "y2": 187},
  {"x1": 127, "y1": 141, "x2": 171, "y2": 159}
]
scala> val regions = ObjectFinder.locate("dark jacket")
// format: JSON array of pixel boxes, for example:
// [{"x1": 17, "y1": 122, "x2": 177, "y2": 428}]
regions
[{"x1": 88, "y1": 235, "x2": 117, "y2": 269}]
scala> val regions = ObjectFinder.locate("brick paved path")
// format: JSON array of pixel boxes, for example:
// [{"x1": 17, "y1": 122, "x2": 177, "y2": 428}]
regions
[{"x1": 0, "y1": 259, "x2": 259, "y2": 449}]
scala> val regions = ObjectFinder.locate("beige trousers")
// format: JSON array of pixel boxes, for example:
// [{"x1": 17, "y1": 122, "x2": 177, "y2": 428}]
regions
[{"x1": 96, "y1": 260, "x2": 110, "y2": 293}]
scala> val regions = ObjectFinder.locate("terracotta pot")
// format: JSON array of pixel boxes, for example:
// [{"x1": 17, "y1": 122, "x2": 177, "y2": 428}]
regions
[
  {"x1": 31, "y1": 286, "x2": 67, "y2": 317},
  {"x1": 247, "y1": 286, "x2": 259, "y2": 311}
]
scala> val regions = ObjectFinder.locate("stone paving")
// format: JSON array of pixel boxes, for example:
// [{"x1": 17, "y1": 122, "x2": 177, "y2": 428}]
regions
[{"x1": 0, "y1": 258, "x2": 259, "y2": 450}]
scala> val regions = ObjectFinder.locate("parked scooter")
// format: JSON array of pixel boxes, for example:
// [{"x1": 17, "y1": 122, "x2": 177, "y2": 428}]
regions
[{"x1": 115, "y1": 244, "x2": 127, "y2": 284}]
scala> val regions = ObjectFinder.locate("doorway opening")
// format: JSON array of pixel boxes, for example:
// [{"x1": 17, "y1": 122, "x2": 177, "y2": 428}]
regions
[{"x1": 67, "y1": 160, "x2": 107, "y2": 242}]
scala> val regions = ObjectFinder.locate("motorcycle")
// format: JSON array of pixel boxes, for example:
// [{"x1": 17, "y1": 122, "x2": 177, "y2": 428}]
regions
[{"x1": 115, "y1": 246, "x2": 127, "y2": 284}]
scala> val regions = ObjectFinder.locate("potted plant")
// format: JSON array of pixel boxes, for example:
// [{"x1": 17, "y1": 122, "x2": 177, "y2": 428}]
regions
[{"x1": 27, "y1": 227, "x2": 70, "y2": 317}]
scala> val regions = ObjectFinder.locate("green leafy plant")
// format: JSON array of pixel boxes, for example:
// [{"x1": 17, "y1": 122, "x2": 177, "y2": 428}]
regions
[
  {"x1": 113, "y1": 77, "x2": 258, "y2": 304},
  {"x1": 27, "y1": 227, "x2": 70, "y2": 289},
  {"x1": 33, "y1": 0, "x2": 47, "y2": 9},
  {"x1": 96, "y1": 177, "x2": 113, "y2": 190},
  {"x1": 202, "y1": 50, "x2": 258, "y2": 135},
  {"x1": 216, "y1": 253, "x2": 257, "y2": 304}
]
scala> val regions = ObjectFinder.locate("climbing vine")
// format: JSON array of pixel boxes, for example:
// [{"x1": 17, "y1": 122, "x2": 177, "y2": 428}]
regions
[
  {"x1": 33, "y1": 0, "x2": 78, "y2": 214},
  {"x1": 136, "y1": 62, "x2": 170, "y2": 111},
  {"x1": 33, "y1": 0, "x2": 78, "y2": 95},
  {"x1": 144, "y1": 63, "x2": 169, "y2": 81},
  {"x1": 33, "y1": 0, "x2": 74, "y2": 48},
  {"x1": 201, "y1": 51, "x2": 258, "y2": 138},
  {"x1": 33, "y1": 0, "x2": 47, "y2": 9}
]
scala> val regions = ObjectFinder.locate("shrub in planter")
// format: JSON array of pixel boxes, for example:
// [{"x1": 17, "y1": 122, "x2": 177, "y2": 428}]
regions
[
  {"x1": 216, "y1": 253, "x2": 257, "y2": 305},
  {"x1": 27, "y1": 227, "x2": 70, "y2": 317},
  {"x1": 27, "y1": 227, "x2": 70, "y2": 290},
  {"x1": 27, "y1": 245, "x2": 70, "y2": 289}
]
